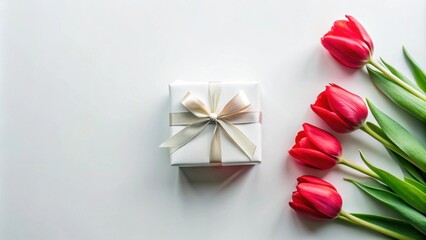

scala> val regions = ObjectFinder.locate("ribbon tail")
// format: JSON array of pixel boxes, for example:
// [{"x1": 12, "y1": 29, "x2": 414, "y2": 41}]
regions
[
  {"x1": 210, "y1": 124, "x2": 222, "y2": 164},
  {"x1": 160, "y1": 119, "x2": 210, "y2": 154},
  {"x1": 218, "y1": 120, "x2": 256, "y2": 160}
]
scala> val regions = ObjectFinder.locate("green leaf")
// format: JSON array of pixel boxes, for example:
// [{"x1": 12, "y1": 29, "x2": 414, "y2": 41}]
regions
[
  {"x1": 349, "y1": 213, "x2": 425, "y2": 240},
  {"x1": 363, "y1": 122, "x2": 425, "y2": 183},
  {"x1": 365, "y1": 121, "x2": 392, "y2": 142},
  {"x1": 405, "y1": 177, "x2": 426, "y2": 193},
  {"x1": 346, "y1": 179, "x2": 426, "y2": 234},
  {"x1": 388, "y1": 150, "x2": 426, "y2": 184},
  {"x1": 381, "y1": 58, "x2": 421, "y2": 91},
  {"x1": 403, "y1": 46, "x2": 426, "y2": 92},
  {"x1": 367, "y1": 67, "x2": 426, "y2": 123},
  {"x1": 367, "y1": 100, "x2": 426, "y2": 172},
  {"x1": 360, "y1": 152, "x2": 426, "y2": 214}
]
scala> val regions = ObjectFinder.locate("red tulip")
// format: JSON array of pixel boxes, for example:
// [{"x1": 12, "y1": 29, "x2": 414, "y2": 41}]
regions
[
  {"x1": 289, "y1": 175, "x2": 342, "y2": 220},
  {"x1": 321, "y1": 15, "x2": 373, "y2": 69},
  {"x1": 311, "y1": 84, "x2": 368, "y2": 133},
  {"x1": 289, "y1": 123, "x2": 342, "y2": 170}
]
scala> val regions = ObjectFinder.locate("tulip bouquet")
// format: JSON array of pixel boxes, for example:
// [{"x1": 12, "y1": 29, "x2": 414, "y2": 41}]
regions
[
  {"x1": 289, "y1": 15, "x2": 426, "y2": 239},
  {"x1": 321, "y1": 15, "x2": 426, "y2": 123}
]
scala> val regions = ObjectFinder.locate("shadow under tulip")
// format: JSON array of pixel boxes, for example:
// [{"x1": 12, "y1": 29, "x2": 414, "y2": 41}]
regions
[
  {"x1": 285, "y1": 154, "x2": 329, "y2": 179},
  {"x1": 292, "y1": 212, "x2": 329, "y2": 232}
]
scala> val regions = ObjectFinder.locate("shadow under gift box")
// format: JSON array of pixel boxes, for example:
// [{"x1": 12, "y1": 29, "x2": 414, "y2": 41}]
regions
[{"x1": 163, "y1": 81, "x2": 262, "y2": 167}]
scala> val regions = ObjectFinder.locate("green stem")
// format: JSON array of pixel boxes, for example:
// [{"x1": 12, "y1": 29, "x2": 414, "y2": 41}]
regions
[
  {"x1": 360, "y1": 124, "x2": 412, "y2": 163},
  {"x1": 337, "y1": 214, "x2": 357, "y2": 225},
  {"x1": 338, "y1": 211, "x2": 415, "y2": 240},
  {"x1": 368, "y1": 59, "x2": 426, "y2": 101},
  {"x1": 339, "y1": 157, "x2": 380, "y2": 180}
]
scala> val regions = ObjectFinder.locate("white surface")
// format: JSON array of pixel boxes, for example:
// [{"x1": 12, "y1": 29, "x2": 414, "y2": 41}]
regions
[
  {"x1": 1, "y1": 1, "x2": 425, "y2": 239},
  {"x1": 169, "y1": 81, "x2": 261, "y2": 166}
]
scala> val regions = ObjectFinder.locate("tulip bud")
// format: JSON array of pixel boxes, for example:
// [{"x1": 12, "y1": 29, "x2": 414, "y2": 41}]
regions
[
  {"x1": 311, "y1": 84, "x2": 368, "y2": 133},
  {"x1": 321, "y1": 15, "x2": 373, "y2": 69},
  {"x1": 289, "y1": 123, "x2": 342, "y2": 170},
  {"x1": 289, "y1": 175, "x2": 342, "y2": 220}
]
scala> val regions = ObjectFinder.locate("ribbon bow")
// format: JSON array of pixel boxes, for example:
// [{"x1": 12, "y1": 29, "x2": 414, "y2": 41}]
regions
[{"x1": 160, "y1": 82, "x2": 261, "y2": 164}]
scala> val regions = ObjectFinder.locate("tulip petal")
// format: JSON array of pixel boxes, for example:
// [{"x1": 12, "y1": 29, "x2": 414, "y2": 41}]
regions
[
  {"x1": 327, "y1": 51, "x2": 363, "y2": 69},
  {"x1": 302, "y1": 123, "x2": 342, "y2": 157},
  {"x1": 294, "y1": 136, "x2": 318, "y2": 150},
  {"x1": 321, "y1": 35, "x2": 370, "y2": 68},
  {"x1": 289, "y1": 201, "x2": 328, "y2": 220},
  {"x1": 297, "y1": 175, "x2": 337, "y2": 190},
  {"x1": 289, "y1": 192, "x2": 330, "y2": 220},
  {"x1": 294, "y1": 130, "x2": 306, "y2": 143},
  {"x1": 311, "y1": 105, "x2": 354, "y2": 133},
  {"x1": 297, "y1": 183, "x2": 342, "y2": 219},
  {"x1": 326, "y1": 84, "x2": 368, "y2": 127},
  {"x1": 289, "y1": 148, "x2": 337, "y2": 170},
  {"x1": 346, "y1": 15, "x2": 374, "y2": 51},
  {"x1": 322, "y1": 35, "x2": 369, "y2": 59},
  {"x1": 329, "y1": 20, "x2": 363, "y2": 41},
  {"x1": 322, "y1": 35, "x2": 370, "y2": 60},
  {"x1": 313, "y1": 91, "x2": 332, "y2": 110}
]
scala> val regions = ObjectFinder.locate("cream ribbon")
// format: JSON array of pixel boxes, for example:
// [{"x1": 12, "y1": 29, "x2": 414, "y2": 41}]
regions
[{"x1": 160, "y1": 82, "x2": 261, "y2": 164}]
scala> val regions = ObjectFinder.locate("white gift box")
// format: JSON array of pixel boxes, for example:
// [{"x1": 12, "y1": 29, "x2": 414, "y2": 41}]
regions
[{"x1": 164, "y1": 81, "x2": 262, "y2": 167}]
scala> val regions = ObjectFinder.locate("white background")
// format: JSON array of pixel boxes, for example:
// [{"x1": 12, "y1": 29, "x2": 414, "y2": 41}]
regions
[{"x1": 1, "y1": 0, "x2": 425, "y2": 239}]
